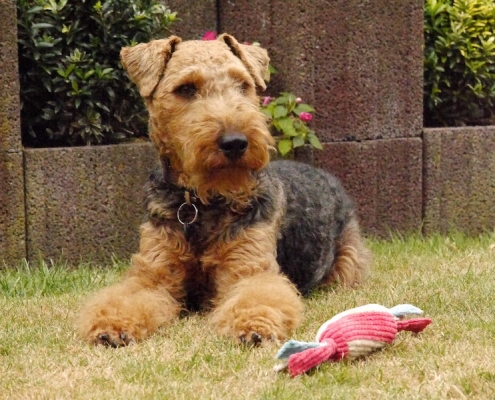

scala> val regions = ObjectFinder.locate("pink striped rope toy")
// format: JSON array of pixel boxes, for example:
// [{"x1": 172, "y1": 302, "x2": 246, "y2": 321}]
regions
[{"x1": 274, "y1": 304, "x2": 432, "y2": 377}]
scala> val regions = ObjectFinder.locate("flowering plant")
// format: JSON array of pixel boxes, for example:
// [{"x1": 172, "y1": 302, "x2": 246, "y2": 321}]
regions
[
  {"x1": 261, "y1": 93, "x2": 322, "y2": 157},
  {"x1": 202, "y1": 32, "x2": 322, "y2": 157},
  {"x1": 202, "y1": 31, "x2": 217, "y2": 41}
]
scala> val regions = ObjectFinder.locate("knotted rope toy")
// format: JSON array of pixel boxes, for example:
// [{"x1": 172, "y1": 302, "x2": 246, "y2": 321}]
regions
[{"x1": 274, "y1": 304, "x2": 432, "y2": 377}]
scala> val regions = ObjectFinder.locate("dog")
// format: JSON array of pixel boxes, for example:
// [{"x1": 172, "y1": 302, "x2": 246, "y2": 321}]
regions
[{"x1": 77, "y1": 34, "x2": 371, "y2": 347}]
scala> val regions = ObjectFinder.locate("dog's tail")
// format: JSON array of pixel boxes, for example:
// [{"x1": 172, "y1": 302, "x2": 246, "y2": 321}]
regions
[{"x1": 325, "y1": 216, "x2": 372, "y2": 287}]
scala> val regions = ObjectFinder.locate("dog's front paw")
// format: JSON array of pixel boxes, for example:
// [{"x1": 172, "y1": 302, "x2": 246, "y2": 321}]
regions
[
  {"x1": 212, "y1": 303, "x2": 298, "y2": 346},
  {"x1": 93, "y1": 329, "x2": 136, "y2": 348},
  {"x1": 77, "y1": 284, "x2": 181, "y2": 347},
  {"x1": 211, "y1": 274, "x2": 304, "y2": 346},
  {"x1": 232, "y1": 305, "x2": 291, "y2": 346},
  {"x1": 78, "y1": 309, "x2": 144, "y2": 347},
  {"x1": 237, "y1": 328, "x2": 276, "y2": 346},
  {"x1": 77, "y1": 289, "x2": 150, "y2": 347}
]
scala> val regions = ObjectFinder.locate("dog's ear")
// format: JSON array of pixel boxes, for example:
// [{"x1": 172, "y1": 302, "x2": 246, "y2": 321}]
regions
[
  {"x1": 217, "y1": 33, "x2": 270, "y2": 91},
  {"x1": 120, "y1": 36, "x2": 182, "y2": 98}
]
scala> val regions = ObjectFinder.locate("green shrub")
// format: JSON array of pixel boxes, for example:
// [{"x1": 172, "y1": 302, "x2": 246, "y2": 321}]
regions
[
  {"x1": 17, "y1": 0, "x2": 176, "y2": 146},
  {"x1": 424, "y1": 0, "x2": 495, "y2": 126}
]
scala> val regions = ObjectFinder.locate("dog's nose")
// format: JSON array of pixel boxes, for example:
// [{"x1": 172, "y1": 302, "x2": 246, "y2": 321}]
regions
[{"x1": 218, "y1": 133, "x2": 248, "y2": 159}]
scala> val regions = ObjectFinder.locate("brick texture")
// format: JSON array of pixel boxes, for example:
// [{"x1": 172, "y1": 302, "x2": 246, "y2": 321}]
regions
[
  {"x1": 312, "y1": 138, "x2": 423, "y2": 237},
  {"x1": 0, "y1": 0, "x2": 26, "y2": 265},
  {"x1": 219, "y1": 0, "x2": 424, "y2": 142},
  {"x1": 24, "y1": 143, "x2": 158, "y2": 264},
  {"x1": 167, "y1": 0, "x2": 218, "y2": 40},
  {"x1": 424, "y1": 127, "x2": 495, "y2": 235}
]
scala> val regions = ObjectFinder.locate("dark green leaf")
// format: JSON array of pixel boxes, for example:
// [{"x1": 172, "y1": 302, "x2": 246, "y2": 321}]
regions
[
  {"x1": 27, "y1": 6, "x2": 44, "y2": 14},
  {"x1": 36, "y1": 42, "x2": 54, "y2": 48},
  {"x1": 65, "y1": 64, "x2": 75, "y2": 77},
  {"x1": 32, "y1": 23, "x2": 54, "y2": 29}
]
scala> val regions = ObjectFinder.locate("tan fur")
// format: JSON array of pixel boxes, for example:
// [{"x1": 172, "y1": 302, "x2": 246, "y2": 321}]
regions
[
  {"x1": 77, "y1": 34, "x2": 368, "y2": 347},
  {"x1": 142, "y1": 36, "x2": 274, "y2": 204},
  {"x1": 120, "y1": 36, "x2": 182, "y2": 98},
  {"x1": 204, "y1": 220, "x2": 303, "y2": 342},
  {"x1": 77, "y1": 34, "x2": 294, "y2": 346},
  {"x1": 211, "y1": 272, "x2": 303, "y2": 342},
  {"x1": 77, "y1": 223, "x2": 189, "y2": 345},
  {"x1": 324, "y1": 217, "x2": 372, "y2": 287}
]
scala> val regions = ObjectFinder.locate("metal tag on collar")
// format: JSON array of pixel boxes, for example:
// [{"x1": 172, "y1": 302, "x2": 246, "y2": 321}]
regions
[{"x1": 177, "y1": 191, "x2": 198, "y2": 239}]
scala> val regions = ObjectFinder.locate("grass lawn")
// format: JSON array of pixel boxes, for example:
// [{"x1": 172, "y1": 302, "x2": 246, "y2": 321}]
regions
[{"x1": 1, "y1": 232, "x2": 495, "y2": 399}]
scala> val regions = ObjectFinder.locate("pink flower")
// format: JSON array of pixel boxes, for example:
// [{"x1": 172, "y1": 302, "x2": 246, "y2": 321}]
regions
[
  {"x1": 202, "y1": 31, "x2": 217, "y2": 41},
  {"x1": 296, "y1": 97, "x2": 302, "y2": 103},
  {"x1": 262, "y1": 96, "x2": 272, "y2": 106},
  {"x1": 299, "y1": 112, "x2": 313, "y2": 122}
]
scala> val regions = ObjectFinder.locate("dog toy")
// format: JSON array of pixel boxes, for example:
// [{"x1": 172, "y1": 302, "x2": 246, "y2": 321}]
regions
[{"x1": 274, "y1": 304, "x2": 432, "y2": 377}]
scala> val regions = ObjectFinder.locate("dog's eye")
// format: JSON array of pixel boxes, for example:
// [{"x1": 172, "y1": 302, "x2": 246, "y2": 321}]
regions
[
  {"x1": 174, "y1": 83, "x2": 198, "y2": 99},
  {"x1": 240, "y1": 82, "x2": 251, "y2": 93}
]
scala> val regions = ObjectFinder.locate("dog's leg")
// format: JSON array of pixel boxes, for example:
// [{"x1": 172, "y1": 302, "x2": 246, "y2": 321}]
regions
[
  {"x1": 211, "y1": 272, "x2": 303, "y2": 345},
  {"x1": 324, "y1": 216, "x2": 372, "y2": 287},
  {"x1": 205, "y1": 224, "x2": 303, "y2": 345},
  {"x1": 77, "y1": 222, "x2": 190, "y2": 346}
]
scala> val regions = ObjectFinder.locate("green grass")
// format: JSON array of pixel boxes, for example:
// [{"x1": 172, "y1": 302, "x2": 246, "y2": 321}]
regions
[{"x1": 1, "y1": 233, "x2": 495, "y2": 399}]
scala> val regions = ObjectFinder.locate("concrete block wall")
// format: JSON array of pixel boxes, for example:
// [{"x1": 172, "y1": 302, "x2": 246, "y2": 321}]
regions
[
  {"x1": 0, "y1": 0, "x2": 26, "y2": 264},
  {"x1": 217, "y1": 0, "x2": 425, "y2": 235},
  {"x1": 423, "y1": 127, "x2": 495, "y2": 235},
  {"x1": 314, "y1": 139, "x2": 423, "y2": 236},
  {"x1": 24, "y1": 143, "x2": 158, "y2": 264},
  {"x1": 166, "y1": 0, "x2": 217, "y2": 40},
  {"x1": 2, "y1": 0, "x2": 495, "y2": 265},
  {"x1": 216, "y1": 0, "x2": 423, "y2": 141}
]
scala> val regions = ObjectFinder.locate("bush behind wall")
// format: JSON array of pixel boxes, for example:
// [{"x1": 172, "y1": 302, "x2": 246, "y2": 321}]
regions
[
  {"x1": 17, "y1": 0, "x2": 176, "y2": 147},
  {"x1": 424, "y1": 0, "x2": 495, "y2": 127}
]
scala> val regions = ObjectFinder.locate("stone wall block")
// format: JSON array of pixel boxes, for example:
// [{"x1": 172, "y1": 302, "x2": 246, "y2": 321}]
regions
[
  {"x1": 314, "y1": 138, "x2": 423, "y2": 236},
  {"x1": 423, "y1": 127, "x2": 495, "y2": 234},
  {"x1": 219, "y1": 0, "x2": 424, "y2": 142},
  {"x1": 0, "y1": 0, "x2": 26, "y2": 264},
  {"x1": 24, "y1": 143, "x2": 158, "y2": 264},
  {"x1": 167, "y1": 0, "x2": 218, "y2": 40}
]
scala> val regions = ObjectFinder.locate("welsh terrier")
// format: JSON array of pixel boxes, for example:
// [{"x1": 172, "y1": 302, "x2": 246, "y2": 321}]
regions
[{"x1": 77, "y1": 34, "x2": 371, "y2": 347}]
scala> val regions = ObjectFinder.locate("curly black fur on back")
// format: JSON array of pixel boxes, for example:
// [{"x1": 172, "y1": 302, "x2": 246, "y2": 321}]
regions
[{"x1": 268, "y1": 161, "x2": 355, "y2": 294}]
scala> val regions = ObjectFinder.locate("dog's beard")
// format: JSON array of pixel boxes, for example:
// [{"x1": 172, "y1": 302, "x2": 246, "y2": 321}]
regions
[
  {"x1": 181, "y1": 167, "x2": 258, "y2": 207},
  {"x1": 178, "y1": 136, "x2": 271, "y2": 205}
]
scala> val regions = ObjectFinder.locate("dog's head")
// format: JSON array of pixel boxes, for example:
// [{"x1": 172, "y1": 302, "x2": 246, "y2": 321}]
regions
[{"x1": 121, "y1": 34, "x2": 274, "y2": 203}]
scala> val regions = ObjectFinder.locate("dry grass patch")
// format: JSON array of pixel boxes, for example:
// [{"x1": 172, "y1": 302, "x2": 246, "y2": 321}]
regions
[{"x1": 1, "y1": 233, "x2": 495, "y2": 399}]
